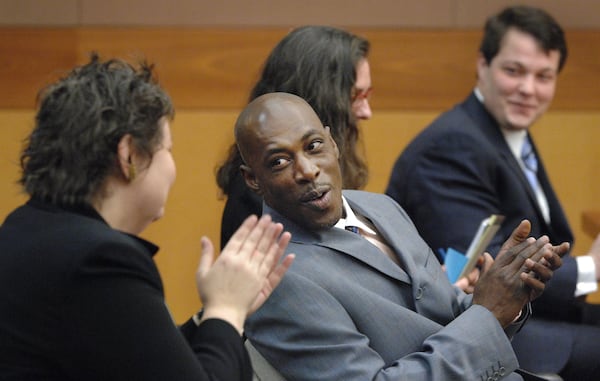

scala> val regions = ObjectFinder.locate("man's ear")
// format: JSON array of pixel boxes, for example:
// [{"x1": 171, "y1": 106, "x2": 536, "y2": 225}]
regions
[
  {"x1": 117, "y1": 134, "x2": 135, "y2": 181},
  {"x1": 476, "y1": 52, "x2": 488, "y2": 80},
  {"x1": 240, "y1": 164, "x2": 263, "y2": 195},
  {"x1": 324, "y1": 126, "x2": 339, "y2": 159}
]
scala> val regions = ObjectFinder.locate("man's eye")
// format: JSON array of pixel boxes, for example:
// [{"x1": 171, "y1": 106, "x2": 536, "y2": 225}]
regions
[
  {"x1": 538, "y1": 73, "x2": 555, "y2": 82},
  {"x1": 307, "y1": 140, "x2": 323, "y2": 151},
  {"x1": 504, "y1": 67, "x2": 519, "y2": 76},
  {"x1": 270, "y1": 157, "x2": 289, "y2": 169}
]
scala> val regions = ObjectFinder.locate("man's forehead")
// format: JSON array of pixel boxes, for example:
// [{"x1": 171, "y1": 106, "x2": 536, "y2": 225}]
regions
[
  {"x1": 253, "y1": 118, "x2": 324, "y2": 147},
  {"x1": 238, "y1": 94, "x2": 324, "y2": 151},
  {"x1": 255, "y1": 102, "x2": 322, "y2": 134}
]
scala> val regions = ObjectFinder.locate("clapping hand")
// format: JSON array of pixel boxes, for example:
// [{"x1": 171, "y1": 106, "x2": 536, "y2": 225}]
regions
[{"x1": 195, "y1": 215, "x2": 295, "y2": 334}]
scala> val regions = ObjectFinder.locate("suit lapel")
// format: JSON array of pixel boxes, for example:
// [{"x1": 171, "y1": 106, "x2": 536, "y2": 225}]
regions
[
  {"x1": 528, "y1": 137, "x2": 573, "y2": 240},
  {"x1": 263, "y1": 203, "x2": 411, "y2": 284},
  {"x1": 344, "y1": 193, "x2": 415, "y2": 283},
  {"x1": 463, "y1": 94, "x2": 549, "y2": 227},
  {"x1": 317, "y1": 228, "x2": 412, "y2": 284}
]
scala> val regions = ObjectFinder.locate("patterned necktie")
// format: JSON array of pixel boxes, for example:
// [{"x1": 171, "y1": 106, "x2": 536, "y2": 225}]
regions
[
  {"x1": 345, "y1": 226, "x2": 360, "y2": 234},
  {"x1": 521, "y1": 136, "x2": 539, "y2": 191},
  {"x1": 345, "y1": 224, "x2": 400, "y2": 266},
  {"x1": 521, "y1": 136, "x2": 551, "y2": 223}
]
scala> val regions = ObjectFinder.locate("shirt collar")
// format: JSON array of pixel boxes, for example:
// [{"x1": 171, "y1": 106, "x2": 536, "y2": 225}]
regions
[
  {"x1": 473, "y1": 87, "x2": 527, "y2": 160},
  {"x1": 334, "y1": 196, "x2": 376, "y2": 234},
  {"x1": 474, "y1": 87, "x2": 484, "y2": 103},
  {"x1": 502, "y1": 128, "x2": 528, "y2": 160}
]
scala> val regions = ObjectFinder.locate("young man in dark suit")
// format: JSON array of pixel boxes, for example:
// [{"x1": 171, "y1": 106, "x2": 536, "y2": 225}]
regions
[{"x1": 386, "y1": 6, "x2": 600, "y2": 379}]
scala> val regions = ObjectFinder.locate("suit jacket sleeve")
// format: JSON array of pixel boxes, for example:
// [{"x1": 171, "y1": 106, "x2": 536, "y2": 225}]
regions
[
  {"x1": 60, "y1": 239, "x2": 251, "y2": 381},
  {"x1": 246, "y1": 267, "x2": 521, "y2": 381}
]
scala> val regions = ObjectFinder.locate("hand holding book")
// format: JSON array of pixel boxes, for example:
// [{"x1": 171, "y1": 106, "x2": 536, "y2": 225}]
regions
[{"x1": 444, "y1": 214, "x2": 504, "y2": 283}]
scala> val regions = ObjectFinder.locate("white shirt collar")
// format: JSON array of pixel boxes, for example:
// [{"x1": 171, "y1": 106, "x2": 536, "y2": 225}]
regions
[
  {"x1": 474, "y1": 87, "x2": 484, "y2": 103},
  {"x1": 502, "y1": 128, "x2": 528, "y2": 160},
  {"x1": 334, "y1": 196, "x2": 377, "y2": 234},
  {"x1": 474, "y1": 87, "x2": 527, "y2": 160}
]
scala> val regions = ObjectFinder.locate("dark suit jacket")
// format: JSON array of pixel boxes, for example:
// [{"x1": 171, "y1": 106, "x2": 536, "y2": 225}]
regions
[
  {"x1": 385, "y1": 92, "x2": 581, "y2": 372},
  {"x1": 0, "y1": 198, "x2": 251, "y2": 381},
  {"x1": 220, "y1": 171, "x2": 262, "y2": 249},
  {"x1": 246, "y1": 190, "x2": 525, "y2": 380}
]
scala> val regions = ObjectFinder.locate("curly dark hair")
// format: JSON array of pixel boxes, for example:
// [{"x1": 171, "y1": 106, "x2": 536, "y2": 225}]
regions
[
  {"x1": 216, "y1": 25, "x2": 370, "y2": 195},
  {"x1": 20, "y1": 53, "x2": 174, "y2": 206},
  {"x1": 480, "y1": 5, "x2": 567, "y2": 72}
]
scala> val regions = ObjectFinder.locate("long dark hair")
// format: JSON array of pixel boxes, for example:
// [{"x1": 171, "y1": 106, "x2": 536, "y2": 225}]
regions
[{"x1": 216, "y1": 25, "x2": 370, "y2": 195}]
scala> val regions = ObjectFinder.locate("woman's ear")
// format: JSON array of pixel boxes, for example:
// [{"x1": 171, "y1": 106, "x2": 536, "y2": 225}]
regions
[
  {"x1": 240, "y1": 164, "x2": 263, "y2": 195},
  {"x1": 117, "y1": 134, "x2": 136, "y2": 181}
]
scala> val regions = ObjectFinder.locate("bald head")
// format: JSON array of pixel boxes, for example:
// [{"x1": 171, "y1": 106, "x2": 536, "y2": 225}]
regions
[
  {"x1": 235, "y1": 92, "x2": 318, "y2": 164},
  {"x1": 234, "y1": 92, "x2": 344, "y2": 231}
]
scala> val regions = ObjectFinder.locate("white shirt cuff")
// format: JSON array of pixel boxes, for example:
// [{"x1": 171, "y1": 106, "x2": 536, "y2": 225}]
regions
[{"x1": 575, "y1": 255, "x2": 598, "y2": 297}]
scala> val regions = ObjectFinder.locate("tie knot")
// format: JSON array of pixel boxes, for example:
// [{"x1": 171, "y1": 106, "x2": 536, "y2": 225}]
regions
[
  {"x1": 521, "y1": 137, "x2": 537, "y2": 173},
  {"x1": 345, "y1": 225, "x2": 360, "y2": 234}
]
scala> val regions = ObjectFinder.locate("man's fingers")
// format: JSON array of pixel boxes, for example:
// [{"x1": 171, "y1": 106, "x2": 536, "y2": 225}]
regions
[
  {"x1": 542, "y1": 242, "x2": 567, "y2": 270},
  {"x1": 521, "y1": 271, "x2": 545, "y2": 295},
  {"x1": 496, "y1": 237, "x2": 536, "y2": 266},
  {"x1": 480, "y1": 252, "x2": 494, "y2": 274},
  {"x1": 523, "y1": 258, "x2": 553, "y2": 283},
  {"x1": 499, "y1": 236, "x2": 550, "y2": 275},
  {"x1": 511, "y1": 219, "x2": 532, "y2": 241},
  {"x1": 498, "y1": 220, "x2": 532, "y2": 257},
  {"x1": 554, "y1": 242, "x2": 570, "y2": 259}
]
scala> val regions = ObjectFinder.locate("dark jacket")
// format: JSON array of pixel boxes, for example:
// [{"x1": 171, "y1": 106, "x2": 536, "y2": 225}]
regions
[
  {"x1": 0, "y1": 198, "x2": 251, "y2": 380},
  {"x1": 385, "y1": 92, "x2": 582, "y2": 372}
]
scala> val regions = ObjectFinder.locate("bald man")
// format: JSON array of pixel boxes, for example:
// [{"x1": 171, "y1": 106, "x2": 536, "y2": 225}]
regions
[{"x1": 236, "y1": 92, "x2": 565, "y2": 381}]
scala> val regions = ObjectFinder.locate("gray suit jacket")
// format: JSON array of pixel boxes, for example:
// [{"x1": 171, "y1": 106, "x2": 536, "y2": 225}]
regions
[{"x1": 245, "y1": 190, "x2": 524, "y2": 381}]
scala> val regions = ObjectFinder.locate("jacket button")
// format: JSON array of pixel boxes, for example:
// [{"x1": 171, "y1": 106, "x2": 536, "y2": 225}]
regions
[{"x1": 415, "y1": 287, "x2": 423, "y2": 300}]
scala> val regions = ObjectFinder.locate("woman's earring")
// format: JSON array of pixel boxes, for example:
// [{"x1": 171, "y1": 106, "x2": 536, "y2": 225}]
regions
[{"x1": 128, "y1": 163, "x2": 137, "y2": 181}]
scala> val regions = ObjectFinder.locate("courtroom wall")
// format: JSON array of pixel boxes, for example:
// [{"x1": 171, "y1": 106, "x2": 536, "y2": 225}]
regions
[{"x1": 2, "y1": 0, "x2": 600, "y2": 320}]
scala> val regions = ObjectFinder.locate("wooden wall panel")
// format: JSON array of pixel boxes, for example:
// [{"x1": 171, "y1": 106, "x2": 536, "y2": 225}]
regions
[
  {"x1": 0, "y1": 28, "x2": 79, "y2": 108},
  {"x1": 2, "y1": 109, "x2": 600, "y2": 320},
  {"x1": 3, "y1": 0, "x2": 600, "y2": 29},
  {"x1": 3, "y1": 26, "x2": 600, "y2": 320},
  {"x1": 2, "y1": 27, "x2": 600, "y2": 111},
  {"x1": 75, "y1": 28, "x2": 289, "y2": 110},
  {"x1": 0, "y1": 111, "x2": 30, "y2": 220}
]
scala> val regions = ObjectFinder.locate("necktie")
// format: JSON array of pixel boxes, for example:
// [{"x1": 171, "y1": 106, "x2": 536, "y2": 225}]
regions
[
  {"x1": 521, "y1": 136, "x2": 551, "y2": 223},
  {"x1": 345, "y1": 224, "x2": 400, "y2": 266},
  {"x1": 345, "y1": 226, "x2": 360, "y2": 234},
  {"x1": 521, "y1": 137, "x2": 539, "y2": 190}
]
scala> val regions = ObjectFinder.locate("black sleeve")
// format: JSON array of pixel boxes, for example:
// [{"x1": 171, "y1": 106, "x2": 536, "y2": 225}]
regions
[
  {"x1": 59, "y1": 240, "x2": 251, "y2": 381},
  {"x1": 220, "y1": 171, "x2": 263, "y2": 250}
]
